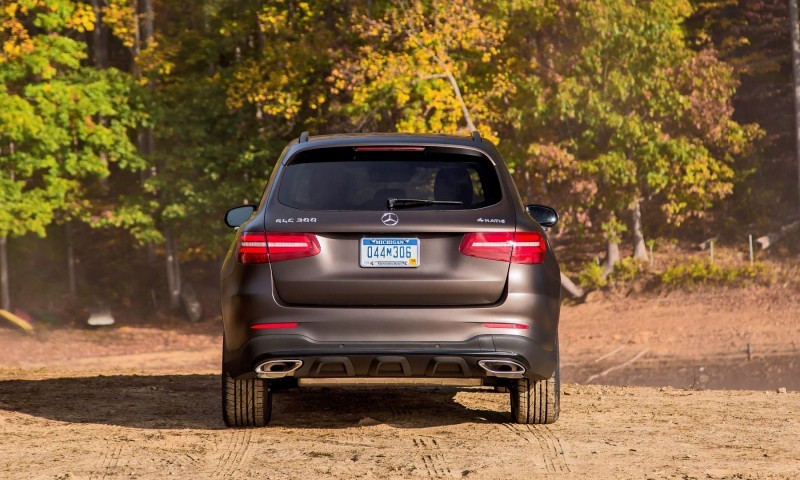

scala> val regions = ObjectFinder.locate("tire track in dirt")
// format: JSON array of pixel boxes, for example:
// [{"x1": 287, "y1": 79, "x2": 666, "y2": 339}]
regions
[
  {"x1": 526, "y1": 425, "x2": 570, "y2": 473},
  {"x1": 412, "y1": 436, "x2": 452, "y2": 478},
  {"x1": 493, "y1": 416, "x2": 569, "y2": 473},
  {"x1": 90, "y1": 443, "x2": 125, "y2": 480},
  {"x1": 388, "y1": 404, "x2": 415, "y2": 422},
  {"x1": 209, "y1": 429, "x2": 253, "y2": 479}
]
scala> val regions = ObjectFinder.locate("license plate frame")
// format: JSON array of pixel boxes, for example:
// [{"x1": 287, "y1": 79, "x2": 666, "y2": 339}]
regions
[{"x1": 360, "y1": 238, "x2": 420, "y2": 268}]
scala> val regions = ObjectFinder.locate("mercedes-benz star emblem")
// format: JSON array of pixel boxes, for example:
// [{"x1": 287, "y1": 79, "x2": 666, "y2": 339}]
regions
[{"x1": 381, "y1": 213, "x2": 399, "y2": 226}]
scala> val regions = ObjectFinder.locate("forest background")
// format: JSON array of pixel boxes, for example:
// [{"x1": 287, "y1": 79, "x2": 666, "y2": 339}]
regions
[{"x1": 1, "y1": 0, "x2": 798, "y2": 320}]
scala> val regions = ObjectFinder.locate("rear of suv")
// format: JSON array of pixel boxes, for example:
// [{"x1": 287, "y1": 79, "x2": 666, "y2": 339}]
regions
[{"x1": 220, "y1": 132, "x2": 561, "y2": 426}]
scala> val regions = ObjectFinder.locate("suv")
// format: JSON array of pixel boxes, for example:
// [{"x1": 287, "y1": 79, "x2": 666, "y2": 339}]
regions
[{"x1": 221, "y1": 132, "x2": 561, "y2": 426}]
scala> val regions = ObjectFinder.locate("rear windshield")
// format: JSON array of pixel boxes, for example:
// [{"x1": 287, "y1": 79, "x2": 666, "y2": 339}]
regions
[{"x1": 278, "y1": 148, "x2": 502, "y2": 211}]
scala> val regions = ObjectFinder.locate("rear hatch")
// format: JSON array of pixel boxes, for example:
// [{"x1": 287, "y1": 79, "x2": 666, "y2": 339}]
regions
[{"x1": 265, "y1": 146, "x2": 516, "y2": 307}]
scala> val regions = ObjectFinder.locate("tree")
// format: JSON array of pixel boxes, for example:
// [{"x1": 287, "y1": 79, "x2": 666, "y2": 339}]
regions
[
  {"x1": 790, "y1": 0, "x2": 800, "y2": 215},
  {"x1": 500, "y1": 0, "x2": 759, "y2": 269},
  {"x1": 0, "y1": 0, "x2": 142, "y2": 308},
  {"x1": 688, "y1": 0, "x2": 794, "y2": 226},
  {"x1": 128, "y1": 0, "x2": 338, "y2": 272},
  {"x1": 331, "y1": 0, "x2": 511, "y2": 140}
]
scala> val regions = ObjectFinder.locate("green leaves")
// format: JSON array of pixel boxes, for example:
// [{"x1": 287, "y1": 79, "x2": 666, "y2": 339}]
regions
[
  {"x1": 0, "y1": 0, "x2": 763, "y2": 261},
  {"x1": 503, "y1": 0, "x2": 758, "y2": 237},
  {"x1": 0, "y1": 0, "x2": 142, "y2": 239}
]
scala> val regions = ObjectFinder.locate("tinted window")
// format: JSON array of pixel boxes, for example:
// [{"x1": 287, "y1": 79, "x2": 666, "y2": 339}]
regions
[{"x1": 278, "y1": 150, "x2": 502, "y2": 211}]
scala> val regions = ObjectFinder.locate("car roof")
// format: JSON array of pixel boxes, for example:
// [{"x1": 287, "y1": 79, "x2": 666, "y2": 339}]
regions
[{"x1": 280, "y1": 132, "x2": 502, "y2": 165}]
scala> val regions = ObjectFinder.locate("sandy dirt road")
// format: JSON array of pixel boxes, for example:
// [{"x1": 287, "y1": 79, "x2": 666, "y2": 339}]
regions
[
  {"x1": 0, "y1": 289, "x2": 798, "y2": 479},
  {"x1": 0, "y1": 370, "x2": 798, "y2": 479}
]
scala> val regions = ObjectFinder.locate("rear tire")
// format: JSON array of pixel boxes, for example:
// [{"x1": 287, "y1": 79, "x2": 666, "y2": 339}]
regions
[
  {"x1": 222, "y1": 371, "x2": 272, "y2": 427},
  {"x1": 510, "y1": 360, "x2": 559, "y2": 424}
]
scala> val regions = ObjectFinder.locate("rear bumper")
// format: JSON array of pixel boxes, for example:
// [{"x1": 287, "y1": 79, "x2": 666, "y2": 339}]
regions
[{"x1": 222, "y1": 334, "x2": 557, "y2": 382}]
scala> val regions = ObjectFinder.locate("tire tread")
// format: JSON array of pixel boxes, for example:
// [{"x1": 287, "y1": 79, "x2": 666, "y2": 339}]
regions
[
  {"x1": 222, "y1": 371, "x2": 271, "y2": 427},
  {"x1": 510, "y1": 361, "x2": 559, "y2": 425}
]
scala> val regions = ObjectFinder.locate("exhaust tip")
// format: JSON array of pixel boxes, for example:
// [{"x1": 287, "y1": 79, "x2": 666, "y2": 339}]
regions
[
  {"x1": 478, "y1": 359, "x2": 526, "y2": 378},
  {"x1": 255, "y1": 359, "x2": 303, "y2": 379}
]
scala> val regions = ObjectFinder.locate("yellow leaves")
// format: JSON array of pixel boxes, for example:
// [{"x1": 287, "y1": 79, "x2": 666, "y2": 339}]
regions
[
  {"x1": 227, "y1": 59, "x2": 306, "y2": 123},
  {"x1": 476, "y1": 125, "x2": 498, "y2": 144},
  {"x1": 257, "y1": 0, "x2": 318, "y2": 35},
  {"x1": 40, "y1": 62, "x2": 56, "y2": 79},
  {"x1": 336, "y1": 0, "x2": 509, "y2": 134},
  {"x1": 1, "y1": 4, "x2": 34, "y2": 62},
  {"x1": 66, "y1": 2, "x2": 94, "y2": 32},
  {"x1": 396, "y1": 88, "x2": 410, "y2": 106},
  {"x1": 258, "y1": 8, "x2": 287, "y2": 35},
  {"x1": 101, "y1": 0, "x2": 136, "y2": 48},
  {"x1": 4, "y1": 2, "x2": 20, "y2": 16}
]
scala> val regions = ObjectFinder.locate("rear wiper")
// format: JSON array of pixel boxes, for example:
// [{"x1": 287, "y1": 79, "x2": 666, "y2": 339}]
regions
[{"x1": 387, "y1": 198, "x2": 463, "y2": 210}]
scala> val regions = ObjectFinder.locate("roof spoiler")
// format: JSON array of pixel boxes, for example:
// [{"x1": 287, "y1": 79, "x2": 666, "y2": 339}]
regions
[{"x1": 298, "y1": 130, "x2": 482, "y2": 144}]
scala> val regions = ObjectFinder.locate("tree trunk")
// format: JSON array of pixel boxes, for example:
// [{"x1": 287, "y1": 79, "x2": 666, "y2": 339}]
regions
[
  {"x1": 523, "y1": 168, "x2": 533, "y2": 204},
  {"x1": 134, "y1": 0, "x2": 167, "y2": 306},
  {"x1": 430, "y1": 56, "x2": 477, "y2": 132},
  {"x1": 90, "y1": 0, "x2": 108, "y2": 68},
  {"x1": 0, "y1": 236, "x2": 9, "y2": 311},
  {"x1": 66, "y1": 223, "x2": 77, "y2": 297},
  {"x1": 141, "y1": 0, "x2": 154, "y2": 42},
  {"x1": 789, "y1": 0, "x2": 800, "y2": 215},
  {"x1": 90, "y1": 0, "x2": 109, "y2": 179},
  {"x1": 602, "y1": 239, "x2": 620, "y2": 278},
  {"x1": 164, "y1": 229, "x2": 181, "y2": 312},
  {"x1": 132, "y1": 0, "x2": 141, "y2": 61},
  {"x1": 631, "y1": 199, "x2": 648, "y2": 261},
  {"x1": 137, "y1": 0, "x2": 156, "y2": 163},
  {"x1": 173, "y1": 235, "x2": 182, "y2": 304}
]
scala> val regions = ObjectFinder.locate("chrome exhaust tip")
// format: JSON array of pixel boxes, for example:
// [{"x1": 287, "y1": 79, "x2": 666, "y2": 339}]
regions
[
  {"x1": 477, "y1": 359, "x2": 526, "y2": 378},
  {"x1": 255, "y1": 359, "x2": 303, "y2": 379}
]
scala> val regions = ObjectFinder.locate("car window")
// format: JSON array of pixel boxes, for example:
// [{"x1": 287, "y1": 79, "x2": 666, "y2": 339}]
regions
[{"x1": 278, "y1": 150, "x2": 502, "y2": 211}]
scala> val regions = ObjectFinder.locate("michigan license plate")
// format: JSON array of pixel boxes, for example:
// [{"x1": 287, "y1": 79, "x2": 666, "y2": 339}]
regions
[{"x1": 360, "y1": 238, "x2": 420, "y2": 268}]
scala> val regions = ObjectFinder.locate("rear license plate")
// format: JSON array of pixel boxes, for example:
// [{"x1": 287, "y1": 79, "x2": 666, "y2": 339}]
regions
[{"x1": 360, "y1": 238, "x2": 420, "y2": 268}]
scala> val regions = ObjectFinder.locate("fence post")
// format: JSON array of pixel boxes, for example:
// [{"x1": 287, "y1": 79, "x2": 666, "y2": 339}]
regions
[
  {"x1": 748, "y1": 234, "x2": 754, "y2": 266},
  {"x1": 710, "y1": 240, "x2": 714, "y2": 265}
]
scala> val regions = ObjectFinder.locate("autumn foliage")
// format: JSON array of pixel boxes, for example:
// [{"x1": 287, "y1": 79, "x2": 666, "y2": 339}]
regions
[{"x1": 0, "y1": 0, "x2": 793, "y2": 311}]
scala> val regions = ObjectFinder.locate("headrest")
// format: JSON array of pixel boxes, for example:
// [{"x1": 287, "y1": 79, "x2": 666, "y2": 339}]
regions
[{"x1": 434, "y1": 167, "x2": 473, "y2": 206}]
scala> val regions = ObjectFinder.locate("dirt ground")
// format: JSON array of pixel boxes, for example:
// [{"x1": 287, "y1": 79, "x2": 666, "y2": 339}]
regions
[{"x1": 0, "y1": 287, "x2": 798, "y2": 479}]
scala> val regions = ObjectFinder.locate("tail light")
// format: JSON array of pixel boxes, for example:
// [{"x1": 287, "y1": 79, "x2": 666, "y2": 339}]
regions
[
  {"x1": 509, "y1": 232, "x2": 547, "y2": 264},
  {"x1": 237, "y1": 233, "x2": 269, "y2": 264},
  {"x1": 237, "y1": 232, "x2": 320, "y2": 264},
  {"x1": 459, "y1": 231, "x2": 546, "y2": 264}
]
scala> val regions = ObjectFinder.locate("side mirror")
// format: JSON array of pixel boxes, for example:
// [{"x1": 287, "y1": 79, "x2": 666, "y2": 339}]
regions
[
  {"x1": 224, "y1": 205, "x2": 256, "y2": 228},
  {"x1": 526, "y1": 204, "x2": 559, "y2": 228}
]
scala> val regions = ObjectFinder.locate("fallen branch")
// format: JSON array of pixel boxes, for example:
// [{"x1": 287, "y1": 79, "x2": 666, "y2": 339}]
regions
[
  {"x1": 755, "y1": 220, "x2": 800, "y2": 250},
  {"x1": 560, "y1": 273, "x2": 584, "y2": 298},
  {"x1": 593, "y1": 346, "x2": 625, "y2": 364},
  {"x1": 697, "y1": 236, "x2": 718, "y2": 251},
  {"x1": 584, "y1": 348, "x2": 649, "y2": 383},
  {"x1": 0, "y1": 309, "x2": 34, "y2": 333}
]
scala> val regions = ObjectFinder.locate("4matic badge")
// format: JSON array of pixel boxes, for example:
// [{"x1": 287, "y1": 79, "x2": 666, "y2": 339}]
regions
[{"x1": 477, "y1": 218, "x2": 506, "y2": 224}]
